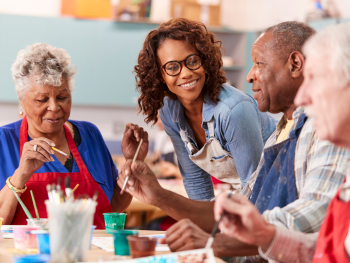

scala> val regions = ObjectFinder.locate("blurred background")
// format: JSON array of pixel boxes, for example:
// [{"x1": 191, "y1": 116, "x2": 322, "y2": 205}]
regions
[{"x1": 0, "y1": 0, "x2": 349, "y2": 228}]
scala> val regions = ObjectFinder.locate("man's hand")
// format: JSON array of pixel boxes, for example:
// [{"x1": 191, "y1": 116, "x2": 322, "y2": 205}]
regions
[
  {"x1": 117, "y1": 160, "x2": 164, "y2": 206},
  {"x1": 214, "y1": 192, "x2": 276, "y2": 251},
  {"x1": 121, "y1": 123, "x2": 149, "y2": 161},
  {"x1": 159, "y1": 219, "x2": 210, "y2": 252}
]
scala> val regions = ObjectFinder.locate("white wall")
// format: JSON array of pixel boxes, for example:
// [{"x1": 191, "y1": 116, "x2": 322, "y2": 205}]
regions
[
  {"x1": 0, "y1": 0, "x2": 61, "y2": 17},
  {"x1": 221, "y1": 0, "x2": 350, "y2": 31},
  {"x1": 0, "y1": 0, "x2": 349, "y2": 31}
]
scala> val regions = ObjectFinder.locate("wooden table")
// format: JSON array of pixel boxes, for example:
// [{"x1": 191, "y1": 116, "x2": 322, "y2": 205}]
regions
[{"x1": 0, "y1": 230, "x2": 225, "y2": 263}]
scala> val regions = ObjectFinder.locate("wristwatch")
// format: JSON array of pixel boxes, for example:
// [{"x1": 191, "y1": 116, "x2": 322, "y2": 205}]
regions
[{"x1": 6, "y1": 176, "x2": 27, "y2": 193}]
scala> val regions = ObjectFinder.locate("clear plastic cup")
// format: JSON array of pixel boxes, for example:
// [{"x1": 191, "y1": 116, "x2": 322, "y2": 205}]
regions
[
  {"x1": 26, "y1": 218, "x2": 49, "y2": 229},
  {"x1": 45, "y1": 200, "x2": 97, "y2": 263}
]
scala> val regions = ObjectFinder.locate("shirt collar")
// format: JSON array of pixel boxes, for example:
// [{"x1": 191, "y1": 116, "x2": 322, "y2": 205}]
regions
[
  {"x1": 172, "y1": 95, "x2": 216, "y2": 123},
  {"x1": 202, "y1": 95, "x2": 216, "y2": 122},
  {"x1": 276, "y1": 106, "x2": 305, "y2": 134}
]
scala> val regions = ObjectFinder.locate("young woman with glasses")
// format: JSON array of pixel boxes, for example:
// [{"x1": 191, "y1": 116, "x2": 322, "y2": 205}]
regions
[{"x1": 126, "y1": 18, "x2": 276, "y2": 201}]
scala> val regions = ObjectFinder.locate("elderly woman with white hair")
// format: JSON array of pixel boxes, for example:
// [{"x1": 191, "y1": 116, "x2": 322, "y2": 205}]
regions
[
  {"x1": 0, "y1": 43, "x2": 132, "y2": 227},
  {"x1": 213, "y1": 22, "x2": 350, "y2": 263}
]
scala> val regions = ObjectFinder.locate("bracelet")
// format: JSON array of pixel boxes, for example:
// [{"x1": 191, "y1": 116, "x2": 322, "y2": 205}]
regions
[{"x1": 6, "y1": 177, "x2": 27, "y2": 194}]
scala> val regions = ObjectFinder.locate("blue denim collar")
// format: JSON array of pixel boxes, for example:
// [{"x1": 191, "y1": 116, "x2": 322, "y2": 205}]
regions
[{"x1": 172, "y1": 95, "x2": 215, "y2": 123}]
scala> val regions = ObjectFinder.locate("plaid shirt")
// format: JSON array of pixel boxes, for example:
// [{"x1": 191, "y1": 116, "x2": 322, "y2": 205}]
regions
[
  {"x1": 259, "y1": 165, "x2": 350, "y2": 262},
  {"x1": 241, "y1": 107, "x2": 350, "y2": 233}
]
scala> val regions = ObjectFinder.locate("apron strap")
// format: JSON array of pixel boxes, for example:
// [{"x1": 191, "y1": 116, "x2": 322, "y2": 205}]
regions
[
  {"x1": 180, "y1": 129, "x2": 197, "y2": 154},
  {"x1": 207, "y1": 119, "x2": 215, "y2": 138},
  {"x1": 63, "y1": 124, "x2": 89, "y2": 174},
  {"x1": 19, "y1": 116, "x2": 88, "y2": 174}
]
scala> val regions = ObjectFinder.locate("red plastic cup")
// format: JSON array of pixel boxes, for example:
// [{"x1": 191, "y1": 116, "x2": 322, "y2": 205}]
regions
[{"x1": 127, "y1": 236, "x2": 157, "y2": 258}]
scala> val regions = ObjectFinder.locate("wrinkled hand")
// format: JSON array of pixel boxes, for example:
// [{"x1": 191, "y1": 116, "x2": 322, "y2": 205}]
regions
[
  {"x1": 13, "y1": 137, "x2": 55, "y2": 188},
  {"x1": 159, "y1": 219, "x2": 209, "y2": 252},
  {"x1": 121, "y1": 123, "x2": 149, "y2": 161},
  {"x1": 117, "y1": 160, "x2": 163, "y2": 206},
  {"x1": 214, "y1": 192, "x2": 275, "y2": 249}
]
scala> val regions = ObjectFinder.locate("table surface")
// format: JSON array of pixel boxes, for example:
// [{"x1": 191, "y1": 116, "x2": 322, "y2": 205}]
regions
[{"x1": 1, "y1": 230, "x2": 225, "y2": 263}]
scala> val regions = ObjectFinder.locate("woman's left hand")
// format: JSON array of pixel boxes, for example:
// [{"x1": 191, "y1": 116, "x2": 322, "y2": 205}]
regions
[{"x1": 121, "y1": 123, "x2": 149, "y2": 161}]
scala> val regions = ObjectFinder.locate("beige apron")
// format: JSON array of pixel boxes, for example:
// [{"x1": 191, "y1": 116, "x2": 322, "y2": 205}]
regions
[{"x1": 180, "y1": 119, "x2": 241, "y2": 191}]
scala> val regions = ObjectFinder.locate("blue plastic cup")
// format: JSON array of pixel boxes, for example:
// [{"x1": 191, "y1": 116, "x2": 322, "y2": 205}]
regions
[
  {"x1": 32, "y1": 230, "x2": 50, "y2": 254},
  {"x1": 90, "y1": 225, "x2": 97, "y2": 249},
  {"x1": 13, "y1": 254, "x2": 51, "y2": 263}
]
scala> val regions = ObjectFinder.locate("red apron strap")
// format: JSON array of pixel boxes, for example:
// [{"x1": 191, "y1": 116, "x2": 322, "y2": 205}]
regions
[
  {"x1": 19, "y1": 116, "x2": 28, "y2": 157},
  {"x1": 63, "y1": 124, "x2": 88, "y2": 174}
]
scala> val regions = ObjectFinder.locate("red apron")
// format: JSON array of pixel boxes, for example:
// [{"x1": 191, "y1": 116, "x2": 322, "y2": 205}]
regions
[
  {"x1": 313, "y1": 187, "x2": 350, "y2": 262},
  {"x1": 11, "y1": 116, "x2": 111, "y2": 229}
]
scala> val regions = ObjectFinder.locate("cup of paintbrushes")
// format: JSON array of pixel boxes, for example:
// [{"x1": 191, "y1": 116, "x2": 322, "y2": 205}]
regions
[{"x1": 45, "y1": 200, "x2": 97, "y2": 263}]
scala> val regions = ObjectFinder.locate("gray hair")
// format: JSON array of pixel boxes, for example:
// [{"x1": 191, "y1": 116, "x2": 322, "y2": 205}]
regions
[
  {"x1": 11, "y1": 43, "x2": 77, "y2": 100},
  {"x1": 303, "y1": 22, "x2": 350, "y2": 88},
  {"x1": 263, "y1": 21, "x2": 316, "y2": 61}
]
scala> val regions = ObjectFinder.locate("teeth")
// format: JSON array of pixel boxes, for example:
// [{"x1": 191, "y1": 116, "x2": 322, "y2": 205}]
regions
[{"x1": 180, "y1": 80, "x2": 196, "y2": 87}]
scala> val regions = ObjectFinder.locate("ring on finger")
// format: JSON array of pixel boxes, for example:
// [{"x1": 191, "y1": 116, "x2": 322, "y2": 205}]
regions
[{"x1": 33, "y1": 145, "x2": 38, "y2": 152}]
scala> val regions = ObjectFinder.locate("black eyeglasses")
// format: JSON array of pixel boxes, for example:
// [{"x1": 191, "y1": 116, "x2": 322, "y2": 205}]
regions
[{"x1": 162, "y1": 54, "x2": 202, "y2": 76}]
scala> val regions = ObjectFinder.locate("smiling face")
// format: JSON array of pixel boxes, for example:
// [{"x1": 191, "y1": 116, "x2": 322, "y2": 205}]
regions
[
  {"x1": 246, "y1": 31, "x2": 299, "y2": 114},
  {"x1": 294, "y1": 53, "x2": 350, "y2": 148},
  {"x1": 157, "y1": 39, "x2": 206, "y2": 105},
  {"x1": 20, "y1": 76, "x2": 72, "y2": 135}
]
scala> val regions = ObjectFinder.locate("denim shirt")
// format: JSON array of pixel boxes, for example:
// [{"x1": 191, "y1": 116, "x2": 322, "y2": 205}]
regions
[{"x1": 159, "y1": 84, "x2": 277, "y2": 200}]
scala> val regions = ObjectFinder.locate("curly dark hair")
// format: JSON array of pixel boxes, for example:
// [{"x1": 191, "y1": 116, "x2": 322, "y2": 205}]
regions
[{"x1": 134, "y1": 18, "x2": 227, "y2": 124}]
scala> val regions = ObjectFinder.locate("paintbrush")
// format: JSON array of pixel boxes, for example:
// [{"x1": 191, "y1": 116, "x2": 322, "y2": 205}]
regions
[
  {"x1": 120, "y1": 138, "x2": 143, "y2": 195},
  {"x1": 71, "y1": 184, "x2": 79, "y2": 194},
  {"x1": 46, "y1": 184, "x2": 53, "y2": 203},
  {"x1": 51, "y1": 147, "x2": 71, "y2": 159},
  {"x1": 205, "y1": 191, "x2": 233, "y2": 250},
  {"x1": 65, "y1": 176, "x2": 72, "y2": 199},
  {"x1": 10, "y1": 187, "x2": 34, "y2": 221},
  {"x1": 30, "y1": 190, "x2": 40, "y2": 220}
]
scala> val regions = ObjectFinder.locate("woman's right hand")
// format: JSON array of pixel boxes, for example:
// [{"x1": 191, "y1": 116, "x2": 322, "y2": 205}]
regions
[
  {"x1": 12, "y1": 137, "x2": 55, "y2": 188},
  {"x1": 121, "y1": 123, "x2": 149, "y2": 161}
]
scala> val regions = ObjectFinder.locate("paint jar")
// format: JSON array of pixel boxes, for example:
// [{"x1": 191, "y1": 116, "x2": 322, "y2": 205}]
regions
[
  {"x1": 127, "y1": 236, "x2": 157, "y2": 258},
  {"x1": 103, "y1": 213, "x2": 126, "y2": 234},
  {"x1": 45, "y1": 200, "x2": 97, "y2": 263},
  {"x1": 0, "y1": 217, "x2": 3, "y2": 228},
  {"x1": 89, "y1": 225, "x2": 97, "y2": 250},
  {"x1": 26, "y1": 219, "x2": 49, "y2": 229},
  {"x1": 13, "y1": 226, "x2": 40, "y2": 250},
  {"x1": 13, "y1": 254, "x2": 51, "y2": 263},
  {"x1": 111, "y1": 230, "x2": 138, "y2": 256},
  {"x1": 31, "y1": 230, "x2": 50, "y2": 254}
]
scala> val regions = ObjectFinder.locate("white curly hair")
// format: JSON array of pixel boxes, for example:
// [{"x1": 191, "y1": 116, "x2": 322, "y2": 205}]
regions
[{"x1": 11, "y1": 43, "x2": 77, "y2": 100}]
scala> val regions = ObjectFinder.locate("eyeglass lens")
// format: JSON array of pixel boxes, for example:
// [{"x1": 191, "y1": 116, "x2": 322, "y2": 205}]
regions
[{"x1": 164, "y1": 55, "x2": 201, "y2": 76}]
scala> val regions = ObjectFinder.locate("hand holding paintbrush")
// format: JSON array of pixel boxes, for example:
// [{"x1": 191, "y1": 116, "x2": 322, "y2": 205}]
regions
[
  {"x1": 205, "y1": 191, "x2": 233, "y2": 249},
  {"x1": 212, "y1": 192, "x2": 276, "y2": 250},
  {"x1": 120, "y1": 138, "x2": 143, "y2": 195}
]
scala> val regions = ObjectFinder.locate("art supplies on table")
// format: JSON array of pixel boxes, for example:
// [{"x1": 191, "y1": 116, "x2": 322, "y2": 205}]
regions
[
  {"x1": 91, "y1": 236, "x2": 170, "y2": 253},
  {"x1": 80, "y1": 248, "x2": 216, "y2": 263},
  {"x1": 45, "y1": 199, "x2": 97, "y2": 263}
]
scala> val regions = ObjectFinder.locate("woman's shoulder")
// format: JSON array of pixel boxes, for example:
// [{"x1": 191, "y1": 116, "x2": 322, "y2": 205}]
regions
[
  {"x1": 68, "y1": 120, "x2": 100, "y2": 132},
  {"x1": 217, "y1": 84, "x2": 256, "y2": 108},
  {"x1": 0, "y1": 119, "x2": 22, "y2": 137}
]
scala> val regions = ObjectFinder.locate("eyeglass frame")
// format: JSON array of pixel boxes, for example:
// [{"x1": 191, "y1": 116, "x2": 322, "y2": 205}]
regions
[{"x1": 161, "y1": 54, "x2": 202, "y2": 77}]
